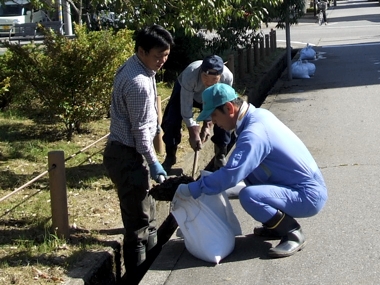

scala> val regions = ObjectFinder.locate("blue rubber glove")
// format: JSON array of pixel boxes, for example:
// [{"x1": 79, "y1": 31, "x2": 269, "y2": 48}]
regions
[
  {"x1": 149, "y1": 161, "x2": 167, "y2": 183},
  {"x1": 176, "y1": 184, "x2": 192, "y2": 198}
]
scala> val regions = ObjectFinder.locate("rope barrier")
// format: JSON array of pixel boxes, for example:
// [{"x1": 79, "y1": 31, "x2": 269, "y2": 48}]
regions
[
  {"x1": 0, "y1": 133, "x2": 110, "y2": 203},
  {"x1": 161, "y1": 96, "x2": 169, "y2": 103},
  {"x1": 0, "y1": 167, "x2": 53, "y2": 203},
  {"x1": 64, "y1": 133, "x2": 109, "y2": 162}
]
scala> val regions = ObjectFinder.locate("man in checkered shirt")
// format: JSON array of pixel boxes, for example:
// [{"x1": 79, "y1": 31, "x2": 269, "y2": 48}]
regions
[{"x1": 103, "y1": 25, "x2": 174, "y2": 281}]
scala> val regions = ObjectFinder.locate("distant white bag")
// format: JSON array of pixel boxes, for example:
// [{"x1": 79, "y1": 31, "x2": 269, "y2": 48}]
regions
[
  {"x1": 299, "y1": 43, "x2": 316, "y2": 60},
  {"x1": 302, "y1": 60, "x2": 316, "y2": 76},
  {"x1": 292, "y1": 60, "x2": 310, "y2": 79},
  {"x1": 171, "y1": 183, "x2": 241, "y2": 264}
]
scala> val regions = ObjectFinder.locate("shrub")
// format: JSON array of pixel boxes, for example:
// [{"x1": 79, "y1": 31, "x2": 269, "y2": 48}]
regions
[
  {"x1": 2, "y1": 25, "x2": 134, "y2": 140},
  {"x1": 0, "y1": 54, "x2": 12, "y2": 110}
]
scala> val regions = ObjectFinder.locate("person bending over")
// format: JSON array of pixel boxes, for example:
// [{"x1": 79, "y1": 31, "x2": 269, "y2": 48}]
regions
[{"x1": 161, "y1": 55, "x2": 233, "y2": 172}]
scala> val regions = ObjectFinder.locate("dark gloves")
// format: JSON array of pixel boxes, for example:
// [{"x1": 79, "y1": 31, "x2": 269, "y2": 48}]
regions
[
  {"x1": 200, "y1": 121, "x2": 213, "y2": 143},
  {"x1": 188, "y1": 125, "x2": 202, "y2": 151},
  {"x1": 149, "y1": 161, "x2": 167, "y2": 183}
]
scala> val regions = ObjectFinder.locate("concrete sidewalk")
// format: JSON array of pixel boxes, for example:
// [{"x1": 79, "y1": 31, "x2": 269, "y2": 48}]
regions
[{"x1": 141, "y1": 0, "x2": 380, "y2": 284}]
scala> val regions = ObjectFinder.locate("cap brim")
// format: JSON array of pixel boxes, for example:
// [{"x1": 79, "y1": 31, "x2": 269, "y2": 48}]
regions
[{"x1": 196, "y1": 108, "x2": 214, "y2": 121}]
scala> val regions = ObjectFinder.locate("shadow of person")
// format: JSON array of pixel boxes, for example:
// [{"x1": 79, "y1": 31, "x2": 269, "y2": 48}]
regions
[{"x1": 150, "y1": 233, "x2": 273, "y2": 272}]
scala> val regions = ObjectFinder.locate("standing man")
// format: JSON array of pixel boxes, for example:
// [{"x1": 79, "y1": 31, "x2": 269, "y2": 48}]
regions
[
  {"x1": 103, "y1": 25, "x2": 174, "y2": 279},
  {"x1": 317, "y1": 0, "x2": 328, "y2": 24},
  {"x1": 161, "y1": 55, "x2": 233, "y2": 172},
  {"x1": 176, "y1": 83, "x2": 328, "y2": 258}
]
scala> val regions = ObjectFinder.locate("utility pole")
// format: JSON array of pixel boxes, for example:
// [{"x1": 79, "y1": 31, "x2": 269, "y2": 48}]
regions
[
  {"x1": 63, "y1": 0, "x2": 73, "y2": 35},
  {"x1": 58, "y1": 0, "x2": 63, "y2": 24},
  {"x1": 285, "y1": 0, "x2": 292, "y2": 80}
]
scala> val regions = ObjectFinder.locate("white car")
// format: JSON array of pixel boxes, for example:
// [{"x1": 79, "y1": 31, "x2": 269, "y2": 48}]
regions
[{"x1": 0, "y1": 0, "x2": 48, "y2": 36}]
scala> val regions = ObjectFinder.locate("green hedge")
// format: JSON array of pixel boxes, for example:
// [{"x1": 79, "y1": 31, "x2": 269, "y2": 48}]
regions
[{"x1": 1, "y1": 25, "x2": 134, "y2": 140}]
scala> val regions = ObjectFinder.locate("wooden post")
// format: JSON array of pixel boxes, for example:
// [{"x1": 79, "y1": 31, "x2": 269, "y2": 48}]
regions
[
  {"x1": 247, "y1": 45, "x2": 253, "y2": 74},
  {"x1": 254, "y1": 39, "x2": 259, "y2": 66},
  {"x1": 259, "y1": 36, "x2": 265, "y2": 59},
  {"x1": 271, "y1": 29, "x2": 277, "y2": 50},
  {"x1": 265, "y1": 34, "x2": 270, "y2": 56},
  {"x1": 48, "y1": 150, "x2": 70, "y2": 240},
  {"x1": 226, "y1": 54, "x2": 235, "y2": 78},
  {"x1": 270, "y1": 30, "x2": 274, "y2": 52},
  {"x1": 238, "y1": 48, "x2": 244, "y2": 79},
  {"x1": 154, "y1": 95, "x2": 164, "y2": 155}
]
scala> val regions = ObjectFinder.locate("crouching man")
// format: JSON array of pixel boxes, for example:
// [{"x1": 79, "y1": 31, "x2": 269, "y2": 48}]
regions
[{"x1": 176, "y1": 83, "x2": 328, "y2": 258}]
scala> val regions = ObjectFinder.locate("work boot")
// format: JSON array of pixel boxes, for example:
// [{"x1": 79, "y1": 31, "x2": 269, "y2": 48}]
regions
[
  {"x1": 253, "y1": 225, "x2": 282, "y2": 239},
  {"x1": 214, "y1": 144, "x2": 227, "y2": 169},
  {"x1": 263, "y1": 210, "x2": 306, "y2": 258},
  {"x1": 162, "y1": 146, "x2": 177, "y2": 172}
]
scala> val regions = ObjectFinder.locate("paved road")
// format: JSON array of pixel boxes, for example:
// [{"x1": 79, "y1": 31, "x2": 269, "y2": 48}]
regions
[
  {"x1": 141, "y1": 0, "x2": 380, "y2": 284},
  {"x1": 269, "y1": 0, "x2": 380, "y2": 48}
]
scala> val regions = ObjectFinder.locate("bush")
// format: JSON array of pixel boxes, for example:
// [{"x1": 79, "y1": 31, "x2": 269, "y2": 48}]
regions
[
  {"x1": 0, "y1": 55, "x2": 12, "y2": 110},
  {"x1": 2, "y1": 25, "x2": 134, "y2": 140}
]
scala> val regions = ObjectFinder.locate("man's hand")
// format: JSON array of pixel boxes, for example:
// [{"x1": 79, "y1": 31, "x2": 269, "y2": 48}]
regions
[
  {"x1": 200, "y1": 121, "x2": 213, "y2": 143},
  {"x1": 149, "y1": 161, "x2": 168, "y2": 183},
  {"x1": 176, "y1": 184, "x2": 192, "y2": 198},
  {"x1": 188, "y1": 126, "x2": 202, "y2": 151}
]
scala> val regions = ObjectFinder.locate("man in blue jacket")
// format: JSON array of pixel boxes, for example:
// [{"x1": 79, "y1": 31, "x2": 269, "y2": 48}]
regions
[{"x1": 176, "y1": 83, "x2": 328, "y2": 258}]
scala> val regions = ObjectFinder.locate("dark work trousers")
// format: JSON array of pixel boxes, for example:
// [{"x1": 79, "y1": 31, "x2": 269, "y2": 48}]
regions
[
  {"x1": 161, "y1": 80, "x2": 231, "y2": 148},
  {"x1": 102, "y1": 141, "x2": 155, "y2": 269}
]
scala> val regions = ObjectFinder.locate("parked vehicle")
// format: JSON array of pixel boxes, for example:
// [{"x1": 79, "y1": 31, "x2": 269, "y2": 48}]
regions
[{"x1": 0, "y1": 0, "x2": 48, "y2": 36}]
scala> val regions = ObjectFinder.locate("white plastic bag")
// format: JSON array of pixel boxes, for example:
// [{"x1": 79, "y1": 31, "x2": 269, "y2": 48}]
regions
[
  {"x1": 292, "y1": 60, "x2": 310, "y2": 79},
  {"x1": 299, "y1": 43, "x2": 316, "y2": 60},
  {"x1": 201, "y1": 170, "x2": 246, "y2": 198},
  {"x1": 302, "y1": 60, "x2": 316, "y2": 76},
  {"x1": 171, "y1": 183, "x2": 241, "y2": 264},
  {"x1": 225, "y1": 181, "x2": 246, "y2": 198}
]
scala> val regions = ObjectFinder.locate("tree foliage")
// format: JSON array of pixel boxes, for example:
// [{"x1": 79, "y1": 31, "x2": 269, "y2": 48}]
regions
[
  {"x1": 263, "y1": 0, "x2": 306, "y2": 29},
  {"x1": 78, "y1": 0, "x2": 285, "y2": 52}
]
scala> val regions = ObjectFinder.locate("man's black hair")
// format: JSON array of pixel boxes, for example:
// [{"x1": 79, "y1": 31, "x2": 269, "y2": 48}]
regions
[
  {"x1": 134, "y1": 25, "x2": 174, "y2": 53},
  {"x1": 215, "y1": 97, "x2": 245, "y2": 114}
]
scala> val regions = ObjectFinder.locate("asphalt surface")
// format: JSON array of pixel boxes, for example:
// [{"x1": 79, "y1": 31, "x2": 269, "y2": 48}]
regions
[{"x1": 141, "y1": 1, "x2": 380, "y2": 284}]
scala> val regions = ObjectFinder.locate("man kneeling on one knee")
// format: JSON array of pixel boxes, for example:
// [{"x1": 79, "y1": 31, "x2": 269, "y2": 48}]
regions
[{"x1": 176, "y1": 83, "x2": 328, "y2": 258}]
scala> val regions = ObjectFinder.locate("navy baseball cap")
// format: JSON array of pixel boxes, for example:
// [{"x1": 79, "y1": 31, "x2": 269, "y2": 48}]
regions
[
  {"x1": 197, "y1": 83, "x2": 238, "y2": 121},
  {"x1": 201, "y1": 55, "x2": 224, "y2": 75}
]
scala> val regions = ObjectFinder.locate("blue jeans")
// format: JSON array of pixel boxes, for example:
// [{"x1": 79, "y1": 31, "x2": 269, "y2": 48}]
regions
[{"x1": 161, "y1": 80, "x2": 231, "y2": 148}]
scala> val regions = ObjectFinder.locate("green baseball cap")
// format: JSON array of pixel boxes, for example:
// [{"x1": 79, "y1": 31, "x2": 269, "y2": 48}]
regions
[{"x1": 197, "y1": 83, "x2": 238, "y2": 121}]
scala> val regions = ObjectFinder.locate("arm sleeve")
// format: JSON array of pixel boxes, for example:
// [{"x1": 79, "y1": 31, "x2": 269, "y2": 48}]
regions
[
  {"x1": 180, "y1": 86, "x2": 198, "y2": 127},
  {"x1": 179, "y1": 66, "x2": 202, "y2": 127},
  {"x1": 126, "y1": 79, "x2": 158, "y2": 165},
  {"x1": 188, "y1": 128, "x2": 271, "y2": 198}
]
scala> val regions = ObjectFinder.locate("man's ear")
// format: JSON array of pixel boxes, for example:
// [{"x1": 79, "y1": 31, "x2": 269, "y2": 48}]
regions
[
  {"x1": 137, "y1": 46, "x2": 147, "y2": 56},
  {"x1": 225, "y1": 102, "x2": 235, "y2": 116}
]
